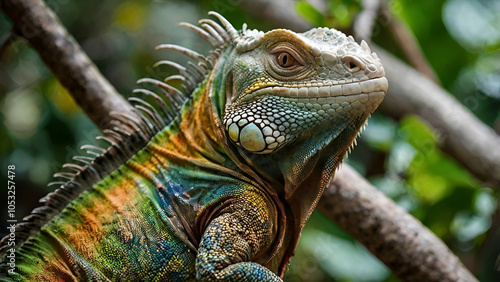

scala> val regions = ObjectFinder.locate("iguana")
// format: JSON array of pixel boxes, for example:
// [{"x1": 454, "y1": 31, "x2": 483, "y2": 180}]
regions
[{"x1": 0, "y1": 11, "x2": 387, "y2": 281}]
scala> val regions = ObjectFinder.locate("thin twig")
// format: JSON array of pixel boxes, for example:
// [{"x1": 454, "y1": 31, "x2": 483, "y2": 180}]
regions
[
  {"x1": 353, "y1": 0, "x2": 382, "y2": 42},
  {"x1": 380, "y1": 0, "x2": 438, "y2": 83},
  {"x1": 0, "y1": 28, "x2": 21, "y2": 60}
]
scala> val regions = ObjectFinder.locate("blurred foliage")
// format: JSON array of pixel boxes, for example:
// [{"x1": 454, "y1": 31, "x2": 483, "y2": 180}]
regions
[
  {"x1": 0, "y1": 0, "x2": 499, "y2": 281},
  {"x1": 297, "y1": 0, "x2": 361, "y2": 28}
]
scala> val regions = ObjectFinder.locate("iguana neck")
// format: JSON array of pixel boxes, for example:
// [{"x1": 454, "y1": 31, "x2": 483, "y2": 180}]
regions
[
  {"x1": 164, "y1": 66, "x2": 267, "y2": 194},
  {"x1": 162, "y1": 48, "x2": 276, "y2": 194}
]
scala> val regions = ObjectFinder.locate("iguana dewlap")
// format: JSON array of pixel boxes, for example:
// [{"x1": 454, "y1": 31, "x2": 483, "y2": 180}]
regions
[{"x1": 0, "y1": 12, "x2": 387, "y2": 281}]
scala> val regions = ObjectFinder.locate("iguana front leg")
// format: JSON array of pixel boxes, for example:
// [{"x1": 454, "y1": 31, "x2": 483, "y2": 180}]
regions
[{"x1": 195, "y1": 190, "x2": 281, "y2": 281}]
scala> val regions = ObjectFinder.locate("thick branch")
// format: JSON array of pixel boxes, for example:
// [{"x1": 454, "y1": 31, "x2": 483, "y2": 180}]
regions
[
  {"x1": 320, "y1": 165, "x2": 477, "y2": 281},
  {"x1": 0, "y1": 0, "x2": 138, "y2": 130},
  {"x1": 376, "y1": 46, "x2": 500, "y2": 186}
]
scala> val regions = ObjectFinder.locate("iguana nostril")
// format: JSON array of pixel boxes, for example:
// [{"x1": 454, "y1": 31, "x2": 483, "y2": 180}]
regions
[
  {"x1": 341, "y1": 56, "x2": 365, "y2": 73},
  {"x1": 347, "y1": 61, "x2": 358, "y2": 70}
]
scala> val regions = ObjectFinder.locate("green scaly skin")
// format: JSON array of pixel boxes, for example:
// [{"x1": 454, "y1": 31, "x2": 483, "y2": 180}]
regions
[{"x1": 0, "y1": 12, "x2": 387, "y2": 281}]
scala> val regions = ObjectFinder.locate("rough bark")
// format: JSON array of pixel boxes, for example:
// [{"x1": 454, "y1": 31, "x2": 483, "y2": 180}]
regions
[
  {"x1": 0, "y1": 0, "x2": 138, "y2": 130},
  {"x1": 319, "y1": 165, "x2": 477, "y2": 281}
]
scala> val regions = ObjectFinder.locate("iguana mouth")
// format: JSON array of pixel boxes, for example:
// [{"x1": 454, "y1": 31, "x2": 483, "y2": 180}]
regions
[
  {"x1": 239, "y1": 77, "x2": 388, "y2": 103},
  {"x1": 224, "y1": 77, "x2": 387, "y2": 154}
]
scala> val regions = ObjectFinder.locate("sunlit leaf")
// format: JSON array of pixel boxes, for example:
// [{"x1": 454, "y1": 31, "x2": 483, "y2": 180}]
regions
[
  {"x1": 398, "y1": 116, "x2": 437, "y2": 148},
  {"x1": 410, "y1": 172, "x2": 451, "y2": 204}
]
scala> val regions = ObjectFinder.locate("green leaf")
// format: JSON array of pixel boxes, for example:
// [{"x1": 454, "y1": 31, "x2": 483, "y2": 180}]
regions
[
  {"x1": 397, "y1": 116, "x2": 437, "y2": 149},
  {"x1": 396, "y1": 116, "x2": 478, "y2": 205}
]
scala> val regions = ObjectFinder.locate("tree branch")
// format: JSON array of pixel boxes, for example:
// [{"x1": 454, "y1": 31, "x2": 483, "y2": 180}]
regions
[
  {"x1": 376, "y1": 46, "x2": 500, "y2": 186},
  {"x1": 320, "y1": 165, "x2": 477, "y2": 281},
  {"x1": 0, "y1": 0, "x2": 139, "y2": 130}
]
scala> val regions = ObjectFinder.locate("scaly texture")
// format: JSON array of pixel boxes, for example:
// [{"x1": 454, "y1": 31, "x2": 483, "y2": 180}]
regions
[{"x1": 0, "y1": 12, "x2": 387, "y2": 281}]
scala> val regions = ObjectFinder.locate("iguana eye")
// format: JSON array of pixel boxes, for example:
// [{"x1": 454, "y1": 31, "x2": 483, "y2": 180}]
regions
[
  {"x1": 277, "y1": 52, "x2": 296, "y2": 68},
  {"x1": 266, "y1": 44, "x2": 311, "y2": 80}
]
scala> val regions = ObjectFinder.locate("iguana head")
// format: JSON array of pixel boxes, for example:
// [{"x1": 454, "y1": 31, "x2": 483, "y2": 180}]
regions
[
  {"x1": 222, "y1": 27, "x2": 387, "y2": 154},
  {"x1": 195, "y1": 12, "x2": 388, "y2": 202}
]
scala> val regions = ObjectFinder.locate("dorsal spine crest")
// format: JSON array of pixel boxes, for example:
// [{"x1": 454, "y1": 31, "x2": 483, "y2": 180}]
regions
[{"x1": 0, "y1": 12, "x2": 239, "y2": 256}]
